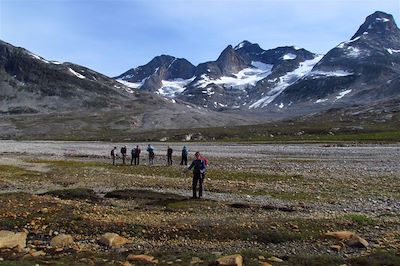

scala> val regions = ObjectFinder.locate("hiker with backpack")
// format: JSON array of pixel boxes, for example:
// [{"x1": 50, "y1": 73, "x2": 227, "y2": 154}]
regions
[
  {"x1": 131, "y1": 145, "x2": 141, "y2": 165},
  {"x1": 111, "y1": 146, "x2": 117, "y2": 165},
  {"x1": 184, "y1": 152, "x2": 206, "y2": 199},
  {"x1": 199, "y1": 153, "x2": 209, "y2": 180},
  {"x1": 180, "y1": 146, "x2": 188, "y2": 166},
  {"x1": 167, "y1": 146, "x2": 173, "y2": 166},
  {"x1": 121, "y1": 145, "x2": 127, "y2": 165},
  {"x1": 147, "y1": 144, "x2": 155, "y2": 165}
]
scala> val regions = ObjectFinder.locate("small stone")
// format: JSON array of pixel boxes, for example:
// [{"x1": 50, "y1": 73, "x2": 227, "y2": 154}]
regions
[
  {"x1": 216, "y1": 254, "x2": 243, "y2": 266},
  {"x1": 330, "y1": 244, "x2": 343, "y2": 252},
  {"x1": 126, "y1": 254, "x2": 158, "y2": 264},
  {"x1": 268, "y1": 256, "x2": 283, "y2": 262},
  {"x1": 190, "y1": 257, "x2": 203, "y2": 264},
  {"x1": 29, "y1": 250, "x2": 46, "y2": 257},
  {"x1": 258, "y1": 255, "x2": 265, "y2": 261},
  {"x1": 99, "y1": 233, "x2": 131, "y2": 248},
  {"x1": 260, "y1": 262, "x2": 272, "y2": 266},
  {"x1": 50, "y1": 234, "x2": 74, "y2": 247}
]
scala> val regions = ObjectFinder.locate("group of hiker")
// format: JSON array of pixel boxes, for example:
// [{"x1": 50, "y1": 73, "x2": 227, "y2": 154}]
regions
[
  {"x1": 110, "y1": 145, "x2": 208, "y2": 199},
  {"x1": 110, "y1": 145, "x2": 190, "y2": 166}
]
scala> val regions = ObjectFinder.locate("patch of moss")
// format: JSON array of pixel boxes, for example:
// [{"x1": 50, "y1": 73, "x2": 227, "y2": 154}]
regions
[
  {"x1": 42, "y1": 188, "x2": 101, "y2": 201},
  {"x1": 345, "y1": 214, "x2": 376, "y2": 226},
  {"x1": 0, "y1": 165, "x2": 44, "y2": 180}
]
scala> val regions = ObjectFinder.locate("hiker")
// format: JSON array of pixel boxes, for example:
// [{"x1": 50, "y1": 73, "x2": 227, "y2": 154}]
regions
[
  {"x1": 132, "y1": 145, "x2": 141, "y2": 165},
  {"x1": 147, "y1": 144, "x2": 155, "y2": 165},
  {"x1": 111, "y1": 147, "x2": 117, "y2": 165},
  {"x1": 199, "y1": 153, "x2": 209, "y2": 180},
  {"x1": 180, "y1": 146, "x2": 188, "y2": 166},
  {"x1": 167, "y1": 146, "x2": 173, "y2": 166},
  {"x1": 131, "y1": 146, "x2": 136, "y2": 165},
  {"x1": 185, "y1": 152, "x2": 206, "y2": 199},
  {"x1": 121, "y1": 145, "x2": 127, "y2": 165}
]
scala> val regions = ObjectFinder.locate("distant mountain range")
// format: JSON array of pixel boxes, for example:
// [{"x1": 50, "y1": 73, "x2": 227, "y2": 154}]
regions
[
  {"x1": 116, "y1": 11, "x2": 400, "y2": 115},
  {"x1": 0, "y1": 11, "x2": 399, "y2": 140}
]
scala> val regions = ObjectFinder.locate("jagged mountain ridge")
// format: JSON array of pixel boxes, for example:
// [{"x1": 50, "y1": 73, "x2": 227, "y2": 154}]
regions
[
  {"x1": 272, "y1": 11, "x2": 400, "y2": 112},
  {"x1": 116, "y1": 11, "x2": 400, "y2": 114},
  {"x1": 0, "y1": 40, "x2": 266, "y2": 139},
  {"x1": 117, "y1": 41, "x2": 320, "y2": 110}
]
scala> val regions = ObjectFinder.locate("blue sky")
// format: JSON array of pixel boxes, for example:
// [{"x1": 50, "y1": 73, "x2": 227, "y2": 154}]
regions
[{"x1": 1, "y1": 0, "x2": 399, "y2": 76}]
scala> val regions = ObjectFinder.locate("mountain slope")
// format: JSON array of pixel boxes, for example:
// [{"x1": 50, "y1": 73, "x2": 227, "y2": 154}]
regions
[
  {"x1": 268, "y1": 11, "x2": 400, "y2": 113},
  {"x1": 0, "y1": 40, "x2": 265, "y2": 139}
]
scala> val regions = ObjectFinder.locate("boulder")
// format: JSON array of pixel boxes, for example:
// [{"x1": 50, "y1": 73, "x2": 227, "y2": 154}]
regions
[
  {"x1": 330, "y1": 244, "x2": 343, "y2": 252},
  {"x1": 50, "y1": 234, "x2": 74, "y2": 247},
  {"x1": 0, "y1": 230, "x2": 27, "y2": 250},
  {"x1": 126, "y1": 254, "x2": 158, "y2": 264},
  {"x1": 99, "y1": 233, "x2": 131, "y2": 248},
  {"x1": 216, "y1": 254, "x2": 243, "y2": 266},
  {"x1": 325, "y1": 231, "x2": 355, "y2": 240}
]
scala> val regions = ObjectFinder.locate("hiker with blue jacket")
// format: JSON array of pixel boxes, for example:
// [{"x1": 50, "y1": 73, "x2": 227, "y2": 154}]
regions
[
  {"x1": 147, "y1": 144, "x2": 155, "y2": 165},
  {"x1": 185, "y1": 152, "x2": 206, "y2": 199},
  {"x1": 180, "y1": 146, "x2": 188, "y2": 166}
]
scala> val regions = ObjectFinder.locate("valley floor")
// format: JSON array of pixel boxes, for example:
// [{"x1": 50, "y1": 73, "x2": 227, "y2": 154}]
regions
[{"x1": 0, "y1": 141, "x2": 399, "y2": 265}]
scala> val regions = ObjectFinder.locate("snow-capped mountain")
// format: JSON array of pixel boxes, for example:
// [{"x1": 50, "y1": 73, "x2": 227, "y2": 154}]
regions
[
  {"x1": 115, "y1": 10, "x2": 399, "y2": 114},
  {"x1": 0, "y1": 40, "x2": 262, "y2": 139},
  {"x1": 116, "y1": 42, "x2": 320, "y2": 110},
  {"x1": 115, "y1": 55, "x2": 196, "y2": 97},
  {"x1": 270, "y1": 11, "x2": 400, "y2": 112}
]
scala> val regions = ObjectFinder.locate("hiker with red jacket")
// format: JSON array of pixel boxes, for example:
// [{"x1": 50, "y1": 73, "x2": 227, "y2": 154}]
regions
[{"x1": 185, "y1": 152, "x2": 206, "y2": 199}]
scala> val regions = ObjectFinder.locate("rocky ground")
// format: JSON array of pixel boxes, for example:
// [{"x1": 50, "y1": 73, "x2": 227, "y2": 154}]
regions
[{"x1": 0, "y1": 141, "x2": 399, "y2": 265}]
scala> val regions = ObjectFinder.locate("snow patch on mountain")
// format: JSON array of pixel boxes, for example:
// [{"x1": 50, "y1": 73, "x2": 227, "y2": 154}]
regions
[
  {"x1": 158, "y1": 77, "x2": 196, "y2": 98},
  {"x1": 346, "y1": 46, "x2": 361, "y2": 57},
  {"x1": 387, "y1": 48, "x2": 400, "y2": 54},
  {"x1": 68, "y1": 68, "x2": 86, "y2": 79},
  {"x1": 315, "y1": 98, "x2": 328, "y2": 103},
  {"x1": 309, "y1": 70, "x2": 354, "y2": 77},
  {"x1": 116, "y1": 79, "x2": 143, "y2": 89},
  {"x1": 282, "y1": 53, "x2": 297, "y2": 60},
  {"x1": 195, "y1": 62, "x2": 273, "y2": 90},
  {"x1": 336, "y1": 89, "x2": 352, "y2": 99},
  {"x1": 249, "y1": 55, "x2": 324, "y2": 109}
]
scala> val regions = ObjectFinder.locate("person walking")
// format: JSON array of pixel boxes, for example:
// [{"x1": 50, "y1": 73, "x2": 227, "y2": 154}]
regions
[
  {"x1": 180, "y1": 146, "x2": 188, "y2": 166},
  {"x1": 121, "y1": 145, "x2": 127, "y2": 165},
  {"x1": 134, "y1": 145, "x2": 141, "y2": 165},
  {"x1": 111, "y1": 147, "x2": 117, "y2": 165},
  {"x1": 147, "y1": 144, "x2": 155, "y2": 165},
  {"x1": 167, "y1": 146, "x2": 173, "y2": 166},
  {"x1": 185, "y1": 152, "x2": 206, "y2": 199}
]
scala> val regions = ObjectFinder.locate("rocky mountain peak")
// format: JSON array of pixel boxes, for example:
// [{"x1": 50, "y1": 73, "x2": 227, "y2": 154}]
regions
[
  {"x1": 216, "y1": 45, "x2": 248, "y2": 75},
  {"x1": 351, "y1": 11, "x2": 400, "y2": 40},
  {"x1": 234, "y1": 40, "x2": 264, "y2": 56}
]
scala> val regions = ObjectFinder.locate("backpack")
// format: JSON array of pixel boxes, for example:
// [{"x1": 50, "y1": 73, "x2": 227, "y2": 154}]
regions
[
  {"x1": 131, "y1": 149, "x2": 137, "y2": 156},
  {"x1": 201, "y1": 156, "x2": 209, "y2": 166}
]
